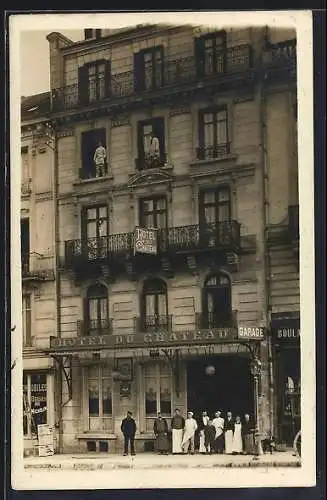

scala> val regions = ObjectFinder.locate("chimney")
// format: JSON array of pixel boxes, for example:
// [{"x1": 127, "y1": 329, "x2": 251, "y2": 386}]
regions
[
  {"x1": 84, "y1": 29, "x2": 102, "y2": 40},
  {"x1": 46, "y1": 32, "x2": 73, "y2": 90}
]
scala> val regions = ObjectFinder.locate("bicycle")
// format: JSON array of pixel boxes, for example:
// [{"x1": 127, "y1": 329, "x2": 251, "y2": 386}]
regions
[{"x1": 293, "y1": 429, "x2": 301, "y2": 457}]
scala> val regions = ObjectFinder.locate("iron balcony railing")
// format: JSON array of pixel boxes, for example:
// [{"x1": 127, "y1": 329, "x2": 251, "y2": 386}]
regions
[
  {"x1": 262, "y1": 39, "x2": 296, "y2": 69},
  {"x1": 135, "y1": 153, "x2": 168, "y2": 171},
  {"x1": 135, "y1": 315, "x2": 173, "y2": 333},
  {"x1": 51, "y1": 44, "x2": 253, "y2": 113},
  {"x1": 196, "y1": 143, "x2": 231, "y2": 161},
  {"x1": 77, "y1": 318, "x2": 113, "y2": 336},
  {"x1": 196, "y1": 310, "x2": 238, "y2": 330},
  {"x1": 64, "y1": 221, "x2": 241, "y2": 266},
  {"x1": 288, "y1": 204, "x2": 299, "y2": 241}
]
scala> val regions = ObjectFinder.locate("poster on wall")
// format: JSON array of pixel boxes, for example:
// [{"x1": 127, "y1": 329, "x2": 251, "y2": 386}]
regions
[{"x1": 37, "y1": 424, "x2": 54, "y2": 457}]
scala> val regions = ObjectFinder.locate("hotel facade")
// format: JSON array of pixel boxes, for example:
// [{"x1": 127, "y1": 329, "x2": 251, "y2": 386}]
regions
[{"x1": 21, "y1": 24, "x2": 300, "y2": 455}]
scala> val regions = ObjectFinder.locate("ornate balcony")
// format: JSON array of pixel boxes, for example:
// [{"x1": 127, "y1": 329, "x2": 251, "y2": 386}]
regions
[
  {"x1": 135, "y1": 315, "x2": 173, "y2": 334},
  {"x1": 196, "y1": 310, "x2": 238, "y2": 330},
  {"x1": 262, "y1": 39, "x2": 297, "y2": 82},
  {"x1": 135, "y1": 153, "x2": 168, "y2": 171},
  {"x1": 77, "y1": 318, "x2": 113, "y2": 336},
  {"x1": 22, "y1": 252, "x2": 55, "y2": 284},
  {"x1": 51, "y1": 44, "x2": 253, "y2": 114},
  {"x1": 64, "y1": 221, "x2": 241, "y2": 279},
  {"x1": 196, "y1": 144, "x2": 231, "y2": 161}
]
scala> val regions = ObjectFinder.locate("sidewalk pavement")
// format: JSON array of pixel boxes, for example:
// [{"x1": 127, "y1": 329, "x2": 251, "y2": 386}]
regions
[{"x1": 24, "y1": 451, "x2": 301, "y2": 470}]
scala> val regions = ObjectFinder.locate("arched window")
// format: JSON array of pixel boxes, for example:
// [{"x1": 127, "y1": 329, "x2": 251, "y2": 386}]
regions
[
  {"x1": 86, "y1": 284, "x2": 109, "y2": 334},
  {"x1": 141, "y1": 278, "x2": 168, "y2": 331},
  {"x1": 202, "y1": 273, "x2": 232, "y2": 328}
]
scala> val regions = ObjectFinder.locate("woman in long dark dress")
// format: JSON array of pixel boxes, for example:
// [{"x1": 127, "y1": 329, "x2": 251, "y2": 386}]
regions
[
  {"x1": 242, "y1": 413, "x2": 255, "y2": 455},
  {"x1": 154, "y1": 413, "x2": 169, "y2": 455}
]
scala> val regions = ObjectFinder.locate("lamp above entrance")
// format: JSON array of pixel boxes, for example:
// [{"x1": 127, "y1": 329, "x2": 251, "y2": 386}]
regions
[{"x1": 205, "y1": 365, "x2": 216, "y2": 376}]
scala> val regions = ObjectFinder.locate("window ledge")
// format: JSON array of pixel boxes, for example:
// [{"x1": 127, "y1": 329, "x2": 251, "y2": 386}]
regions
[
  {"x1": 76, "y1": 433, "x2": 117, "y2": 440},
  {"x1": 73, "y1": 174, "x2": 114, "y2": 186},
  {"x1": 190, "y1": 153, "x2": 237, "y2": 167}
]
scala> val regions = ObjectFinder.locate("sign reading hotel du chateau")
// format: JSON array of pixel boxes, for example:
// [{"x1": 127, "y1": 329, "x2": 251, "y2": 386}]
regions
[
  {"x1": 134, "y1": 227, "x2": 158, "y2": 255},
  {"x1": 50, "y1": 326, "x2": 266, "y2": 352}
]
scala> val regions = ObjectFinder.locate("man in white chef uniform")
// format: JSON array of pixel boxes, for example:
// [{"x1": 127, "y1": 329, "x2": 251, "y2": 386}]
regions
[{"x1": 181, "y1": 411, "x2": 198, "y2": 455}]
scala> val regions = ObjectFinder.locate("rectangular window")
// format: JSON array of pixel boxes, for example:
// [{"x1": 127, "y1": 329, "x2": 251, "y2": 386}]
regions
[
  {"x1": 144, "y1": 363, "x2": 171, "y2": 432},
  {"x1": 87, "y1": 366, "x2": 113, "y2": 431},
  {"x1": 23, "y1": 372, "x2": 47, "y2": 437},
  {"x1": 134, "y1": 46, "x2": 164, "y2": 93},
  {"x1": 80, "y1": 128, "x2": 107, "y2": 179},
  {"x1": 82, "y1": 205, "x2": 109, "y2": 260},
  {"x1": 199, "y1": 187, "x2": 231, "y2": 247},
  {"x1": 23, "y1": 295, "x2": 31, "y2": 346},
  {"x1": 195, "y1": 31, "x2": 227, "y2": 78},
  {"x1": 78, "y1": 59, "x2": 110, "y2": 107},
  {"x1": 136, "y1": 117, "x2": 165, "y2": 170},
  {"x1": 198, "y1": 107, "x2": 229, "y2": 160},
  {"x1": 139, "y1": 197, "x2": 167, "y2": 230}
]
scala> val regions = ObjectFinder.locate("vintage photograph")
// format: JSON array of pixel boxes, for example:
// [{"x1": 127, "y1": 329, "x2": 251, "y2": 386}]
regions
[{"x1": 10, "y1": 11, "x2": 315, "y2": 490}]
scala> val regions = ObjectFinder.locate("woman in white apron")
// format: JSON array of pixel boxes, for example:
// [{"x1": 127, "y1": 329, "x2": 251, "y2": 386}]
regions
[
  {"x1": 224, "y1": 411, "x2": 234, "y2": 454},
  {"x1": 232, "y1": 416, "x2": 243, "y2": 454}
]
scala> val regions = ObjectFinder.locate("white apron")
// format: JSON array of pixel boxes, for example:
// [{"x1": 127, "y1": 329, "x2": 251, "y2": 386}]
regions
[
  {"x1": 225, "y1": 430, "x2": 234, "y2": 454},
  {"x1": 232, "y1": 423, "x2": 243, "y2": 453},
  {"x1": 181, "y1": 419, "x2": 197, "y2": 447},
  {"x1": 172, "y1": 429, "x2": 183, "y2": 454}
]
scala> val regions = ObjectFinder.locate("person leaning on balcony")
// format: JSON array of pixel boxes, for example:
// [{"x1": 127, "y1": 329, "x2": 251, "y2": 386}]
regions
[
  {"x1": 144, "y1": 131, "x2": 160, "y2": 163},
  {"x1": 93, "y1": 140, "x2": 107, "y2": 177},
  {"x1": 121, "y1": 411, "x2": 137, "y2": 456},
  {"x1": 171, "y1": 408, "x2": 185, "y2": 454}
]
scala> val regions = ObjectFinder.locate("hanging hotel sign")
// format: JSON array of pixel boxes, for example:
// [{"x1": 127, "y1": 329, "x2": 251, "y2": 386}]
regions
[
  {"x1": 50, "y1": 325, "x2": 266, "y2": 352},
  {"x1": 271, "y1": 312, "x2": 300, "y2": 343},
  {"x1": 134, "y1": 227, "x2": 158, "y2": 255}
]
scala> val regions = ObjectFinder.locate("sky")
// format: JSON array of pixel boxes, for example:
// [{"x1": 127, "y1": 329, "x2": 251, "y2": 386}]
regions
[{"x1": 20, "y1": 30, "x2": 83, "y2": 97}]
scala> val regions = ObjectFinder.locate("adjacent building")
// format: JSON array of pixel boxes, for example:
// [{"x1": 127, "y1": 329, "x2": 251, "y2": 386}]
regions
[
  {"x1": 21, "y1": 93, "x2": 57, "y2": 455},
  {"x1": 21, "y1": 24, "x2": 299, "y2": 455}
]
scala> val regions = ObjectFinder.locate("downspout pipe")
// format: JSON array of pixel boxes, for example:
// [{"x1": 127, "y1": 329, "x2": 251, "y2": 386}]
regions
[
  {"x1": 52, "y1": 122, "x2": 63, "y2": 453},
  {"x1": 258, "y1": 32, "x2": 275, "y2": 438}
]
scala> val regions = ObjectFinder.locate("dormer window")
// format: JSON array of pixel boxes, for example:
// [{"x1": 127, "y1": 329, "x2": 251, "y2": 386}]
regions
[{"x1": 84, "y1": 29, "x2": 102, "y2": 40}]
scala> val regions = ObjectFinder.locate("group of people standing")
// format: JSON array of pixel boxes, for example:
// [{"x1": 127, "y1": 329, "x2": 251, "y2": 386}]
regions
[
  {"x1": 170, "y1": 409, "x2": 256, "y2": 456},
  {"x1": 120, "y1": 410, "x2": 256, "y2": 456}
]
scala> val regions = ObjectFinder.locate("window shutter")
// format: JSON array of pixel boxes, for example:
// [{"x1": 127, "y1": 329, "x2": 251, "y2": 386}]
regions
[
  {"x1": 134, "y1": 52, "x2": 145, "y2": 92},
  {"x1": 137, "y1": 121, "x2": 144, "y2": 165},
  {"x1": 198, "y1": 111, "x2": 205, "y2": 160},
  {"x1": 194, "y1": 37, "x2": 205, "y2": 78},
  {"x1": 104, "y1": 60, "x2": 111, "y2": 98},
  {"x1": 78, "y1": 65, "x2": 89, "y2": 106},
  {"x1": 158, "y1": 45, "x2": 165, "y2": 86},
  {"x1": 153, "y1": 118, "x2": 165, "y2": 160}
]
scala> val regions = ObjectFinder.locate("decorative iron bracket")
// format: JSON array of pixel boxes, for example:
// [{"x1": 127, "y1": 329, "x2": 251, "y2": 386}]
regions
[{"x1": 49, "y1": 354, "x2": 73, "y2": 405}]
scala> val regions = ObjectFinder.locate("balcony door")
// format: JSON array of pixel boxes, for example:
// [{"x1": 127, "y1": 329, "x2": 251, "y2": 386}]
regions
[
  {"x1": 195, "y1": 31, "x2": 227, "y2": 78},
  {"x1": 86, "y1": 284, "x2": 109, "y2": 335},
  {"x1": 202, "y1": 274, "x2": 232, "y2": 328},
  {"x1": 142, "y1": 278, "x2": 168, "y2": 332},
  {"x1": 82, "y1": 205, "x2": 108, "y2": 260},
  {"x1": 199, "y1": 187, "x2": 231, "y2": 247}
]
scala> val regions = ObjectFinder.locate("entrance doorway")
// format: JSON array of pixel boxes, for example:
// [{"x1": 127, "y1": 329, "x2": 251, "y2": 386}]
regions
[{"x1": 187, "y1": 355, "x2": 254, "y2": 420}]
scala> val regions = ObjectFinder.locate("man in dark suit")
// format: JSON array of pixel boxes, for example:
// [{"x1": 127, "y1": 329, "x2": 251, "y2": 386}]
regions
[{"x1": 121, "y1": 411, "x2": 137, "y2": 456}]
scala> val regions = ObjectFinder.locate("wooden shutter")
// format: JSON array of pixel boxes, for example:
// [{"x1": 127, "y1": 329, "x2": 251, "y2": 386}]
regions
[
  {"x1": 78, "y1": 65, "x2": 89, "y2": 106},
  {"x1": 134, "y1": 52, "x2": 145, "y2": 92},
  {"x1": 137, "y1": 121, "x2": 144, "y2": 165},
  {"x1": 104, "y1": 60, "x2": 111, "y2": 98},
  {"x1": 153, "y1": 117, "x2": 165, "y2": 160},
  {"x1": 194, "y1": 37, "x2": 205, "y2": 78},
  {"x1": 198, "y1": 111, "x2": 205, "y2": 160}
]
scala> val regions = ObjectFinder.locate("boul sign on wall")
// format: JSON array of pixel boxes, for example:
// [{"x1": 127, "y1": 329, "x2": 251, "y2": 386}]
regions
[{"x1": 134, "y1": 227, "x2": 158, "y2": 255}]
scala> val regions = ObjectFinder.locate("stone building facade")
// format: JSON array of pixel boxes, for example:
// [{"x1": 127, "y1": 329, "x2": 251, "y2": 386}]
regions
[
  {"x1": 21, "y1": 93, "x2": 57, "y2": 455},
  {"x1": 24, "y1": 24, "x2": 299, "y2": 454}
]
